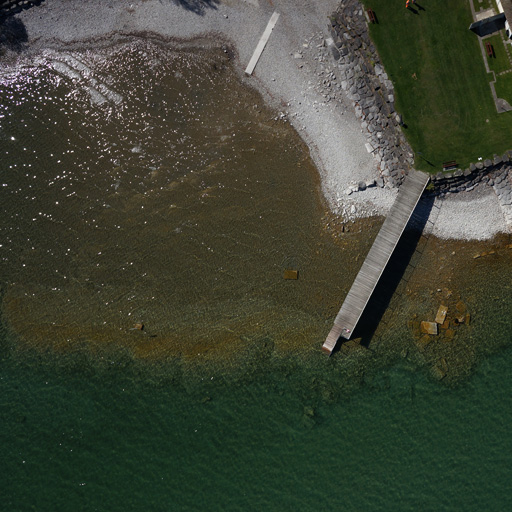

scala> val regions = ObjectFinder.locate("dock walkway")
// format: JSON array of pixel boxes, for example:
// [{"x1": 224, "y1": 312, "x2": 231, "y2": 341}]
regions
[{"x1": 323, "y1": 170, "x2": 430, "y2": 354}]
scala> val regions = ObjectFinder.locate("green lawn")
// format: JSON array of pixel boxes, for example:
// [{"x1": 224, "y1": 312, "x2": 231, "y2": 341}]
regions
[
  {"x1": 363, "y1": 0, "x2": 512, "y2": 171},
  {"x1": 495, "y1": 72, "x2": 512, "y2": 105},
  {"x1": 486, "y1": 31, "x2": 512, "y2": 106}
]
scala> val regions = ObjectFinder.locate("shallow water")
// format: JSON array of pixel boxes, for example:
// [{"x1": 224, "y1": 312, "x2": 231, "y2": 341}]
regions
[
  {"x1": 1, "y1": 39, "x2": 373, "y2": 368},
  {"x1": 1, "y1": 38, "x2": 512, "y2": 510}
]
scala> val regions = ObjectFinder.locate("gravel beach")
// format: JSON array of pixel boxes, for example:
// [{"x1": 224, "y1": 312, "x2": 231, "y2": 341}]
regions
[{"x1": 4, "y1": 0, "x2": 509, "y2": 240}]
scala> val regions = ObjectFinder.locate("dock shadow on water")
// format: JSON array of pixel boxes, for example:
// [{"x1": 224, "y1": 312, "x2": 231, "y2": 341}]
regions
[{"x1": 349, "y1": 194, "x2": 437, "y2": 348}]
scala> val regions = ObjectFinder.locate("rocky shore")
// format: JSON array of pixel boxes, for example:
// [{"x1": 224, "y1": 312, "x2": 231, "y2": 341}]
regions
[{"x1": 326, "y1": 0, "x2": 414, "y2": 189}]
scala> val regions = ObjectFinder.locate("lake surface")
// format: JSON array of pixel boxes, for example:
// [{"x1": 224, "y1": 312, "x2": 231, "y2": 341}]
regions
[{"x1": 1, "y1": 38, "x2": 512, "y2": 510}]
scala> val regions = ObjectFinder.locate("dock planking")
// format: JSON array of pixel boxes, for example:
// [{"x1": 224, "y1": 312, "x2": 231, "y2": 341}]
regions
[{"x1": 323, "y1": 170, "x2": 430, "y2": 355}]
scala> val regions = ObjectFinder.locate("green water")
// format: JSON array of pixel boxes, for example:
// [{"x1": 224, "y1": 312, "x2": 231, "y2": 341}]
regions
[
  {"x1": 1, "y1": 38, "x2": 512, "y2": 510},
  {"x1": 2, "y1": 346, "x2": 512, "y2": 511}
]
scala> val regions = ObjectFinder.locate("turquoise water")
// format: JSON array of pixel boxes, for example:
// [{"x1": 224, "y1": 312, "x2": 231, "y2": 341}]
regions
[
  {"x1": 2, "y1": 345, "x2": 512, "y2": 511},
  {"x1": 2, "y1": 38, "x2": 512, "y2": 511}
]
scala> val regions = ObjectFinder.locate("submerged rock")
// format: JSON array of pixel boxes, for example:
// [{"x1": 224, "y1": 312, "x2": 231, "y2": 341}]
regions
[
  {"x1": 435, "y1": 305, "x2": 448, "y2": 324},
  {"x1": 420, "y1": 321, "x2": 438, "y2": 335}
]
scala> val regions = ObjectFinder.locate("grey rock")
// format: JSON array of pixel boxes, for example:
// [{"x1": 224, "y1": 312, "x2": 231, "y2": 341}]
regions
[
  {"x1": 484, "y1": 159, "x2": 493, "y2": 168},
  {"x1": 358, "y1": 181, "x2": 367, "y2": 191}
]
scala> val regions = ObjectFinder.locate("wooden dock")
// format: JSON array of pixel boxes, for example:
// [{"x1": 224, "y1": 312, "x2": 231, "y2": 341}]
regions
[{"x1": 322, "y1": 170, "x2": 430, "y2": 354}]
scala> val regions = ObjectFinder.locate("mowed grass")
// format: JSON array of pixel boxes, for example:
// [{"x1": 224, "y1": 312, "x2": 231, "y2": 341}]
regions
[
  {"x1": 495, "y1": 72, "x2": 512, "y2": 105},
  {"x1": 364, "y1": 0, "x2": 512, "y2": 171},
  {"x1": 487, "y1": 31, "x2": 512, "y2": 105}
]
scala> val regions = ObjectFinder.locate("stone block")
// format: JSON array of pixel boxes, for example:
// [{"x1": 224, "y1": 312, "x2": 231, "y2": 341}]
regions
[
  {"x1": 484, "y1": 159, "x2": 493, "y2": 168},
  {"x1": 444, "y1": 329, "x2": 456, "y2": 342},
  {"x1": 329, "y1": 46, "x2": 341, "y2": 60},
  {"x1": 417, "y1": 335, "x2": 432, "y2": 352},
  {"x1": 455, "y1": 300, "x2": 466, "y2": 313},
  {"x1": 284, "y1": 269, "x2": 298, "y2": 280},
  {"x1": 435, "y1": 305, "x2": 448, "y2": 324},
  {"x1": 420, "y1": 321, "x2": 438, "y2": 335}
]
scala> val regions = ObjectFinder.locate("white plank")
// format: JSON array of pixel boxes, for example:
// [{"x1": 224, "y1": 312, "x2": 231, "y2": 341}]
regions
[{"x1": 245, "y1": 11, "x2": 280, "y2": 76}]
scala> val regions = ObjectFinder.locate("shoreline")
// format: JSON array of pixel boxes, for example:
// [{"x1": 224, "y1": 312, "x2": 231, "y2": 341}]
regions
[{"x1": 3, "y1": 0, "x2": 511, "y2": 240}]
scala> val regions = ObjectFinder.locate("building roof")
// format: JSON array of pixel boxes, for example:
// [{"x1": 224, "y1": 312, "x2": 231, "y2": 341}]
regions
[
  {"x1": 469, "y1": 13, "x2": 506, "y2": 37},
  {"x1": 503, "y1": 0, "x2": 512, "y2": 22}
]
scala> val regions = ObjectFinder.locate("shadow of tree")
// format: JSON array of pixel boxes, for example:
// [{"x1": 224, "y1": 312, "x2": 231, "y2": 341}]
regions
[
  {"x1": 0, "y1": 16, "x2": 28, "y2": 53},
  {"x1": 1, "y1": 0, "x2": 45, "y2": 20},
  {"x1": 166, "y1": 0, "x2": 220, "y2": 16}
]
